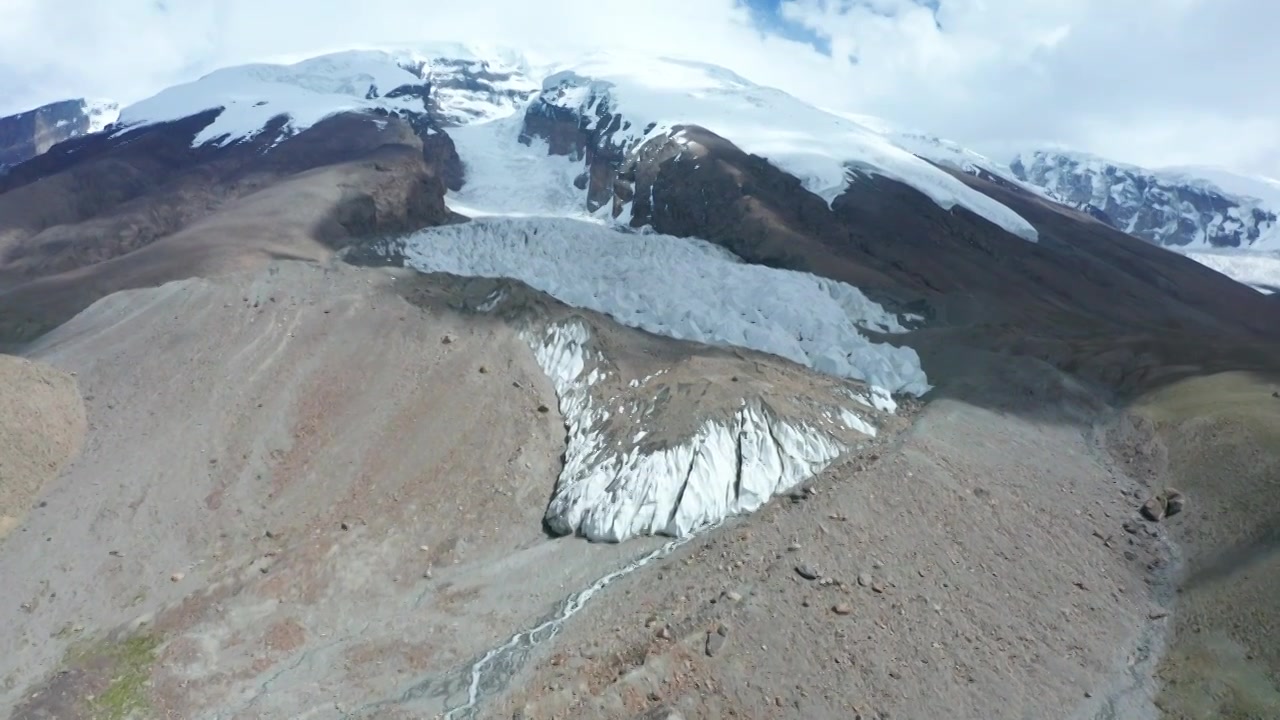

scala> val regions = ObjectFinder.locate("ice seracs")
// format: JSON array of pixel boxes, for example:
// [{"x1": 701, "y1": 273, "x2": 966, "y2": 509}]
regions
[
  {"x1": 401, "y1": 214, "x2": 916, "y2": 543},
  {"x1": 524, "y1": 320, "x2": 869, "y2": 542},
  {"x1": 403, "y1": 217, "x2": 930, "y2": 396}
]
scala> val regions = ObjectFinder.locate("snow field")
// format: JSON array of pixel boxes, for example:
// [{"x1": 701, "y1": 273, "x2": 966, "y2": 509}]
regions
[{"x1": 119, "y1": 51, "x2": 429, "y2": 147}]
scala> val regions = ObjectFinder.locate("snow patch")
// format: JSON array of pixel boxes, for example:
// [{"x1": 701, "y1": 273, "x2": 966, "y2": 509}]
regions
[
  {"x1": 868, "y1": 386, "x2": 898, "y2": 413},
  {"x1": 524, "y1": 321, "x2": 850, "y2": 542},
  {"x1": 839, "y1": 408, "x2": 878, "y2": 438},
  {"x1": 84, "y1": 99, "x2": 120, "y2": 134},
  {"x1": 403, "y1": 217, "x2": 930, "y2": 396}
]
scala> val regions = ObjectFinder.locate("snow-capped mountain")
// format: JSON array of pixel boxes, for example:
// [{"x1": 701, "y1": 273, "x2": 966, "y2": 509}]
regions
[
  {"x1": 1010, "y1": 149, "x2": 1279, "y2": 249},
  {"x1": 0, "y1": 98, "x2": 118, "y2": 169},
  {"x1": 5, "y1": 45, "x2": 1274, "y2": 351},
  {"x1": 110, "y1": 48, "x2": 1038, "y2": 241},
  {"x1": 3, "y1": 42, "x2": 1279, "y2": 720},
  {"x1": 118, "y1": 48, "x2": 538, "y2": 148}
]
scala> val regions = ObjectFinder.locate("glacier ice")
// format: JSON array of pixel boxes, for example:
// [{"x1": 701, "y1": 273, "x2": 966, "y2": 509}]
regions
[
  {"x1": 445, "y1": 113, "x2": 590, "y2": 218},
  {"x1": 404, "y1": 217, "x2": 930, "y2": 396},
  {"x1": 524, "y1": 321, "x2": 858, "y2": 542},
  {"x1": 839, "y1": 408, "x2": 878, "y2": 438},
  {"x1": 1181, "y1": 248, "x2": 1280, "y2": 294}
]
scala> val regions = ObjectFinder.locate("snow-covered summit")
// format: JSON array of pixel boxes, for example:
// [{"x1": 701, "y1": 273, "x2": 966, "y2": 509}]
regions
[
  {"x1": 112, "y1": 48, "x2": 1037, "y2": 241},
  {"x1": 1156, "y1": 165, "x2": 1280, "y2": 207},
  {"x1": 1010, "y1": 149, "x2": 1278, "y2": 249},
  {"x1": 825, "y1": 110, "x2": 1068, "y2": 203},
  {"x1": 118, "y1": 51, "x2": 432, "y2": 147},
  {"x1": 84, "y1": 99, "x2": 120, "y2": 134},
  {"x1": 116, "y1": 48, "x2": 536, "y2": 147},
  {"x1": 530, "y1": 53, "x2": 1038, "y2": 241}
]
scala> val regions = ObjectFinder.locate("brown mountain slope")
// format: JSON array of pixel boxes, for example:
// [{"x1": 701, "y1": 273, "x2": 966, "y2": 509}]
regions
[
  {"x1": 2, "y1": 259, "x2": 906, "y2": 719},
  {"x1": 0, "y1": 110, "x2": 461, "y2": 345},
  {"x1": 623, "y1": 126, "x2": 1275, "y2": 338}
]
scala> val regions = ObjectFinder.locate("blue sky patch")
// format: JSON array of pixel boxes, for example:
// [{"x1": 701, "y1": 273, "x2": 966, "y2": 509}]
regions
[
  {"x1": 740, "y1": 0, "x2": 832, "y2": 54},
  {"x1": 740, "y1": 1, "x2": 943, "y2": 53}
]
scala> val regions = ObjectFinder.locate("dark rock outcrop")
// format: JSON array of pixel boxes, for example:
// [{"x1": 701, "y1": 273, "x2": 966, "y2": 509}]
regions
[
  {"x1": 0, "y1": 100, "x2": 100, "y2": 168},
  {"x1": 519, "y1": 81, "x2": 633, "y2": 213}
]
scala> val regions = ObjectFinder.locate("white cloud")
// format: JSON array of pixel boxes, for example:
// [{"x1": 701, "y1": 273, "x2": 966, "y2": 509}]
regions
[{"x1": 1, "y1": 0, "x2": 1276, "y2": 177}]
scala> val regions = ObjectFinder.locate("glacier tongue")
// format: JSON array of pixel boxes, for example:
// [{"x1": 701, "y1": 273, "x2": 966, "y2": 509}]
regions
[
  {"x1": 525, "y1": 321, "x2": 852, "y2": 542},
  {"x1": 403, "y1": 217, "x2": 930, "y2": 396}
]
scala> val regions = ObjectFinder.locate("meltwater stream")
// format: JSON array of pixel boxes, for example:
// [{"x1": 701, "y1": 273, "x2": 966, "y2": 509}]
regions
[
  {"x1": 352, "y1": 527, "x2": 708, "y2": 719},
  {"x1": 443, "y1": 531, "x2": 699, "y2": 719}
]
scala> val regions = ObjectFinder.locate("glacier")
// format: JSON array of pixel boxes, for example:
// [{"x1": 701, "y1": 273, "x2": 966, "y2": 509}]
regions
[
  {"x1": 445, "y1": 113, "x2": 590, "y2": 218},
  {"x1": 1181, "y1": 248, "x2": 1280, "y2": 294},
  {"x1": 403, "y1": 217, "x2": 930, "y2": 396},
  {"x1": 525, "y1": 321, "x2": 856, "y2": 542}
]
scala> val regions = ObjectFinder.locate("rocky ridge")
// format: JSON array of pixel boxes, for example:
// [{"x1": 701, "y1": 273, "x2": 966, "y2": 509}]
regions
[
  {"x1": 0, "y1": 99, "x2": 118, "y2": 170},
  {"x1": 1010, "y1": 149, "x2": 1278, "y2": 248}
]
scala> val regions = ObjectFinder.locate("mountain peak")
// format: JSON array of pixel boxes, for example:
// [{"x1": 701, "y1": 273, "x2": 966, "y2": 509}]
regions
[{"x1": 0, "y1": 98, "x2": 119, "y2": 168}]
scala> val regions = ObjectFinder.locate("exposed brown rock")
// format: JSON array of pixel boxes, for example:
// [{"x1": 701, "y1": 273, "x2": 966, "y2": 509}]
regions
[
  {"x1": 514, "y1": 102, "x2": 1279, "y2": 397},
  {"x1": 0, "y1": 111, "x2": 457, "y2": 344}
]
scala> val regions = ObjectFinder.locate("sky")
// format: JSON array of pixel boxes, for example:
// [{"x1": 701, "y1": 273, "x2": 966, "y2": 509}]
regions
[{"x1": 1, "y1": 0, "x2": 1276, "y2": 178}]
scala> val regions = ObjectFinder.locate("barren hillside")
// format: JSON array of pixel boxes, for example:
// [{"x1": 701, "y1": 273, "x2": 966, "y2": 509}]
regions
[
  {"x1": 0, "y1": 355, "x2": 85, "y2": 539},
  {"x1": 4, "y1": 260, "x2": 900, "y2": 719}
]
